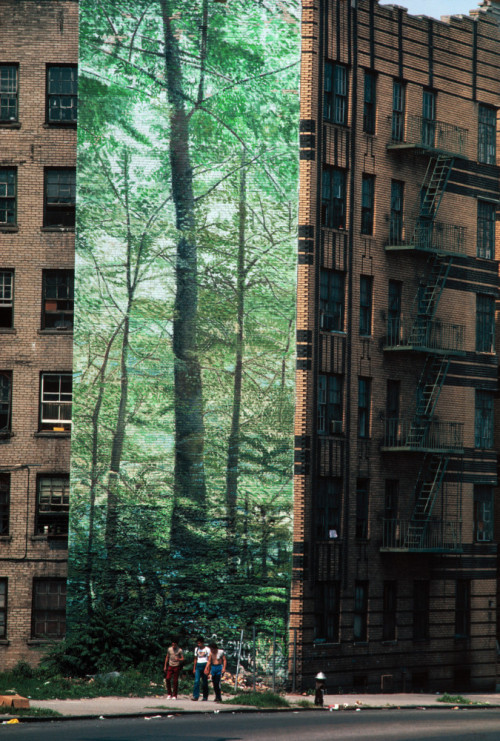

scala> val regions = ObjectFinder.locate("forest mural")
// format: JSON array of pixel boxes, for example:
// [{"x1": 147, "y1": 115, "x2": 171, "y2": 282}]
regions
[{"x1": 68, "y1": 0, "x2": 300, "y2": 672}]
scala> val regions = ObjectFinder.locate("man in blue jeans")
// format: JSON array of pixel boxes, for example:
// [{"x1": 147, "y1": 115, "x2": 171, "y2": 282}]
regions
[
  {"x1": 192, "y1": 636, "x2": 210, "y2": 701},
  {"x1": 205, "y1": 642, "x2": 227, "y2": 702}
]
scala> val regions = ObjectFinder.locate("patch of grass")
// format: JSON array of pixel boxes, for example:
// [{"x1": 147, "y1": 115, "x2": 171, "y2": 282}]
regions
[
  {"x1": 295, "y1": 699, "x2": 315, "y2": 708},
  {"x1": 437, "y1": 694, "x2": 472, "y2": 705},
  {"x1": 224, "y1": 691, "x2": 290, "y2": 708},
  {"x1": 0, "y1": 707, "x2": 62, "y2": 718}
]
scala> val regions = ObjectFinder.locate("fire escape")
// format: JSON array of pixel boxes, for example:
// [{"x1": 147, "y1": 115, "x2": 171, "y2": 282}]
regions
[{"x1": 381, "y1": 115, "x2": 468, "y2": 553}]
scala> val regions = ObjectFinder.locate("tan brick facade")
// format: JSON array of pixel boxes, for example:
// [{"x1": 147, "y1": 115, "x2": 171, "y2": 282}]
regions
[
  {"x1": 292, "y1": 0, "x2": 500, "y2": 692},
  {"x1": 0, "y1": 0, "x2": 77, "y2": 668}
]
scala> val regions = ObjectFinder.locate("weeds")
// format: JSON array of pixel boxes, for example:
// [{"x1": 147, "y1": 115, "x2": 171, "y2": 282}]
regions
[{"x1": 225, "y1": 691, "x2": 289, "y2": 708}]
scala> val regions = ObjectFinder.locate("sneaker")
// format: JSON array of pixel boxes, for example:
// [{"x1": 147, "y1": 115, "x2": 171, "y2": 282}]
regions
[
  {"x1": 172, "y1": 696, "x2": 177, "y2": 700},
  {"x1": 192, "y1": 697, "x2": 198, "y2": 701},
  {"x1": 166, "y1": 695, "x2": 172, "y2": 700},
  {"x1": 202, "y1": 697, "x2": 208, "y2": 702}
]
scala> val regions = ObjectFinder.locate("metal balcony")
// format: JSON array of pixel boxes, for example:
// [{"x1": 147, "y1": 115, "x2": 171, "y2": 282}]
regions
[
  {"x1": 385, "y1": 218, "x2": 467, "y2": 257},
  {"x1": 381, "y1": 518, "x2": 463, "y2": 553},
  {"x1": 388, "y1": 114, "x2": 468, "y2": 156},
  {"x1": 381, "y1": 418, "x2": 464, "y2": 453},
  {"x1": 384, "y1": 318, "x2": 465, "y2": 355}
]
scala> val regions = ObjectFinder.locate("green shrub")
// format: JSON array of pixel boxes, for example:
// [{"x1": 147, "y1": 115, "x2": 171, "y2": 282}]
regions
[{"x1": 225, "y1": 691, "x2": 289, "y2": 708}]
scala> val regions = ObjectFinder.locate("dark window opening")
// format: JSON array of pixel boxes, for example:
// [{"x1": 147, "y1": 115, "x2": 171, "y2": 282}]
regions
[
  {"x1": 477, "y1": 200, "x2": 495, "y2": 259},
  {"x1": 392, "y1": 80, "x2": 405, "y2": 141},
  {"x1": 478, "y1": 105, "x2": 496, "y2": 165},
  {"x1": 0, "y1": 579, "x2": 6, "y2": 639},
  {"x1": 474, "y1": 485, "x2": 494, "y2": 542},
  {"x1": 0, "y1": 271, "x2": 13, "y2": 328},
  {"x1": 387, "y1": 279, "x2": 402, "y2": 344},
  {"x1": 42, "y1": 270, "x2": 74, "y2": 330},
  {"x1": 390, "y1": 180, "x2": 404, "y2": 244},
  {"x1": 359, "y1": 275, "x2": 373, "y2": 335},
  {"x1": 322, "y1": 167, "x2": 346, "y2": 230},
  {"x1": 40, "y1": 373, "x2": 72, "y2": 432},
  {"x1": 44, "y1": 168, "x2": 76, "y2": 228},
  {"x1": 363, "y1": 71, "x2": 376, "y2": 134},
  {"x1": 475, "y1": 390, "x2": 494, "y2": 449},
  {"x1": 384, "y1": 479, "x2": 399, "y2": 520},
  {"x1": 32, "y1": 578, "x2": 66, "y2": 639},
  {"x1": 0, "y1": 372, "x2": 12, "y2": 435},
  {"x1": 36, "y1": 475, "x2": 69, "y2": 538},
  {"x1": 317, "y1": 374, "x2": 343, "y2": 435},
  {"x1": 361, "y1": 174, "x2": 375, "y2": 235},
  {"x1": 320, "y1": 269, "x2": 345, "y2": 331},
  {"x1": 0, "y1": 65, "x2": 18, "y2": 123},
  {"x1": 324, "y1": 62, "x2": 348, "y2": 125},
  {"x1": 315, "y1": 477, "x2": 341, "y2": 540},
  {"x1": 0, "y1": 474, "x2": 9, "y2": 536},
  {"x1": 422, "y1": 89, "x2": 436, "y2": 147},
  {"x1": 476, "y1": 293, "x2": 495, "y2": 353},
  {"x1": 47, "y1": 65, "x2": 77, "y2": 124},
  {"x1": 357, "y1": 377, "x2": 371, "y2": 438},
  {"x1": 315, "y1": 582, "x2": 340, "y2": 643},
  {"x1": 0, "y1": 168, "x2": 16, "y2": 225}
]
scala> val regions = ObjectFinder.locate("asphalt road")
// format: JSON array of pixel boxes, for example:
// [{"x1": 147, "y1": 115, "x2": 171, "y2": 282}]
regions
[{"x1": 3, "y1": 709, "x2": 500, "y2": 741}]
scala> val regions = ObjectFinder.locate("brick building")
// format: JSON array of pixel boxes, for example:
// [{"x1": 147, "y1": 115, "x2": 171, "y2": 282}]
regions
[
  {"x1": 0, "y1": 0, "x2": 77, "y2": 668},
  {"x1": 292, "y1": 0, "x2": 500, "y2": 691}
]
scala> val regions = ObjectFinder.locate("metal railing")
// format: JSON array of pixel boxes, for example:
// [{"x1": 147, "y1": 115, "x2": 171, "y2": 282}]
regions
[
  {"x1": 382, "y1": 418, "x2": 464, "y2": 452},
  {"x1": 381, "y1": 518, "x2": 462, "y2": 552},
  {"x1": 386, "y1": 318, "x2": 465, "y2": 354},
  {"x1": 386, "y1": 217, "x2": 466, "y2": 255},
  {"x1": 388, "y1": 114, "x2": 468, "y2": 156}
]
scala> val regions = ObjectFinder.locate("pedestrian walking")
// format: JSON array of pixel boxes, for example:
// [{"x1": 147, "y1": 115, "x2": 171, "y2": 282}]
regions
[
  {"x1": 205, "y1": 641, "x2": 227, "y2": 703},
  {"x1": 163, "y1": 637, "x2": 184, "y2": 700},
  {"x1": 192, "y1": 636, "x2": 210, "y2": 701}
]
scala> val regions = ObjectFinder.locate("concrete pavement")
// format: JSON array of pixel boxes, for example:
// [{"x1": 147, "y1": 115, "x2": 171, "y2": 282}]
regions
[{"x1": 24, "y1": 691, "x2": 500, "y2": 719}]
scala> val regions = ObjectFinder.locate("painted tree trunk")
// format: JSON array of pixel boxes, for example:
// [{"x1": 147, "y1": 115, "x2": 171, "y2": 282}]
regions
[{"x1": 160, "y1": 0, "x2": 206, "y2": 553}]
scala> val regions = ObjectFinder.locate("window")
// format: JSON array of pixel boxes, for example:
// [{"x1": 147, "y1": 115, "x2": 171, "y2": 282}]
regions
[
  {"x1": 455, "y1": 580, "x2": 470, "y2": 639},
  {"x1": 383, "y1": 581, "x2": 397, "y2": 641},
  {"x1": 359, "y1": 275, "x2": 373, "y2": 335},
  {"x1": 42, "y1": 270, "x2": 74, "y2": 330},
  {"x1": 0, "y1": 65, "x2": 18, "y2": 123},
  {"x1": 317, "y1": 374, "x2": 343, "y2": 434},
  {"x1": 322, "y1": 168, "x2": 346, "y2": 230},
  {"x1": 422, "y1": 89, "x2": 436, "y2": 147},
  {"x1": 315, "y1": 478, "x2": 341, "y2": 539},
  {"x1": 0, "y1": 271, "x2": 13, "y2": 328},
  {"x1": 0, "y1": 168, "x2": 16, "y2": 225},
  {"x1": 353, "y1": 581, "x2": 368, "y2": 641},
  {"x1": 320, "y1": 269, "x2": 344, "y2": 331},
  {"x1": 0, "y1": 580, "x2": 6, "y2": 639},
  {"x1": 389, "y1": 180, "x2": 404, "y2": 244},
  {"x1": 388, "y1": 280, "x2": 402, "y2": 344},
  {"x1": 44, "y1": 168, "x2": 76, "y2": 228},
  {"x1": 36, "y1": 475, "x2": 69, "y2": 538},
  {"x1": 32, "y1": 578, "x2": 66, "y2": 639},
  {"x1": 392, "y1": 80, "x2": 405, "y2": 141},
  {"x1": 315, "y1": 582, "x2": 340, "y2": 643},
  {"x1": 413, "y1": 580, "x2": 429, "y2": 640},
  {"x1": 477, "y1": 200, "x2": 495, "y2": 259},
  {"x1": 361, "y1": 174, "x2": 375, "y2": 235},
  {"x1": 0, "y1": 372, "x2": 12, "y2": 436},
  {"x1": 385, "y1": 380, "x2": 400, "y2": 446},
  {"x1": 363, "y1": 71, "x2": 376, "y2": 134},
  {"x1": 355, "y1": 479, "x2": 369, "y2": 539},
  {"x1": 324, "y1": 62, "x2": 348, "y2": 125},
  {"x1": 475, "y1": 390, "x2": 494, "y2": 449},
  {"x1": 384, "y1": 479, "x2": 399, "y2": 520},
  {"x1": 357, "y1": 377, "x2": 371, "y2": 438},
  {"x1": 47, "y1": 65, "x2": 77, "y2": 124},
  {"x1": 40, "y1": 373, "x2": 72, "y2": 432},
  {"x1": 478, "y1": 105, "x2": 496, "y2": 165},
  {"x1": 474, "y1": 485, "x2": 494, "y2": 542},
  {"x1": 0, "y1": 474, "x2": 9, "y2": 536},
  {"x1": 476, "y1": 294, "x2": 495, "y2": 353}
]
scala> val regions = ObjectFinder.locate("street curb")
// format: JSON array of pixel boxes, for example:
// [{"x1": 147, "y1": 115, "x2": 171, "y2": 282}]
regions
[{"x1": 7, "y1": 702, "x2": 500, "y2": 723}]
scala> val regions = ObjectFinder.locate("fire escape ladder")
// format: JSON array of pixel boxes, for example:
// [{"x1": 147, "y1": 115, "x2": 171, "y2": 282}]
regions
[
  {"x1": 405, "y1": 454, "x2": 450, "y2": 548},
  {"x1": 417, "y1": 253, "x2": 453, "y2": 320},
  {"x1": 418, "y1": 155, "x2": 454, "y2": 222},
  {"x1": 406, "y1": 355, "x2": 450, "y2": 448}
]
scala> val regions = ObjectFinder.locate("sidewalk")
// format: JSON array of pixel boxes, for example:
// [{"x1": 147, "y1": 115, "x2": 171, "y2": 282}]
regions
[{"x1": 26, "y1": 691, "x2": 500, "y2": 719}]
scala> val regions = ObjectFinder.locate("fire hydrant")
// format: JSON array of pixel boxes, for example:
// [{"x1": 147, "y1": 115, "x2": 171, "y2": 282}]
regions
[{"x1": 315, "y1": 672, "x2": 326, "y2": 706}]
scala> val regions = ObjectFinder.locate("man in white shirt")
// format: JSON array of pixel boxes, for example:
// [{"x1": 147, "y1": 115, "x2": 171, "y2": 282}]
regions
[{"x1": 192, "y1": 636, "x2": 210, "y2": 701}]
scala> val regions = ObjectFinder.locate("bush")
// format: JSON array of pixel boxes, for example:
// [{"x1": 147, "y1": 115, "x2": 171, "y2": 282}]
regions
[{"x1": 225, "y1": 691, "x2": 290, "y2": 708}]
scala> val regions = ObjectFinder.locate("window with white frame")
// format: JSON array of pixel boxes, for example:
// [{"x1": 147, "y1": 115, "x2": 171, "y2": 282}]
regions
[
  {"x1": 0, "y1": 271, "x2": 13, "y2": 328},
  {"x1": 40, "y1": 373, "x2": 72, "y2": 431},
  {"x1": 36, "y1": 475, "x2": 70, "y2": 537},
  {"x1": 0, "y1": 65, "x2": 18, "y2": 123},
  {"x1": 47, "y1": 65, "x2": 77, "y2": 124}
]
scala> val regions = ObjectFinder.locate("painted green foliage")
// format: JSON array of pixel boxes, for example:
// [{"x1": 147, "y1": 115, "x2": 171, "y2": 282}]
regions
[{"x1": 69, "y1": 0, "x2": 300, "y2": 666}]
